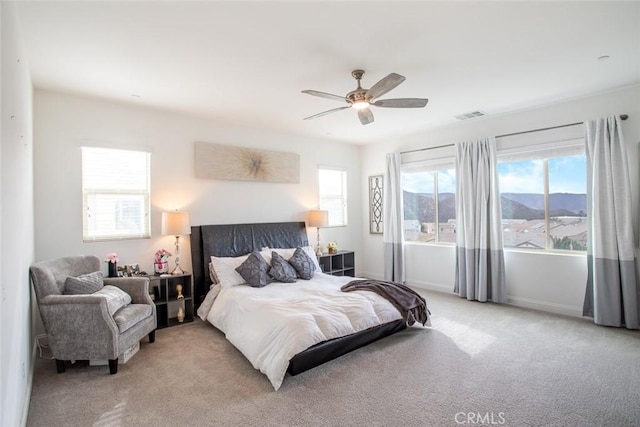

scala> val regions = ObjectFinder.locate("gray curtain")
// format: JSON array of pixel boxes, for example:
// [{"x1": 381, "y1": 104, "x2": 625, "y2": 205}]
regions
[
  {"x1": 383, "y1": 152, "x2": 405, "y2": 283},
  {"x1": 454, "y1": 137, "x2": 506, "y2": 302},
  {"x1": 583, "y1": 116, "x2": 639, "y2": 329}
]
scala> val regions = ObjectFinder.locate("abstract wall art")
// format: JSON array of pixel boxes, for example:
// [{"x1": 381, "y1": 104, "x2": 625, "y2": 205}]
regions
[{"x1": 194, "y1": 141, "x2": 300, "y2": 184}]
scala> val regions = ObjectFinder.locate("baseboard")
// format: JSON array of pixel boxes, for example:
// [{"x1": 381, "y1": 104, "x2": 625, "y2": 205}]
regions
[
  {"x1": 21, "y1": 337, "x2": 38, "y2": 427},
  {"x1": 360, "y1": 272, "x2": 453, "y2": 294},
  {"x1": 507, "y1": 296, "x2": 583, "y2": 318},
  {"x1": 406, "y1": 280, "x2": 453, "y2": 295},
  {"x1": 361, "y1": 271, "x2": 583, "y2": 318}
]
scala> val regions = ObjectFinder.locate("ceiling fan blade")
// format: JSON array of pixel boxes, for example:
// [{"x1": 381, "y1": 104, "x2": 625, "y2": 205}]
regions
[
  {"x1": 366, "y1": 73, "x2": 406, "y2": 100},
  {"x1": 303, "y1": 106, "x2": 351, "y2": 120},
  {"x1": 358, "y1": 107, "x2": 374, "y2": 125},
  {"x1": 301, "y1": 90, "x2": 347, "y2": 103},
  {"x1": 373, "y1": 98, "x2": 429, "y2": 108}
]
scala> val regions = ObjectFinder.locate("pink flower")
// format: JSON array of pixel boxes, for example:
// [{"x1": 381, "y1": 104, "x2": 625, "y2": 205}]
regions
[
  {"x1": 154, "y1": 249, "x2": 172, "y2": 263},
  {"x1": 105, "y1": 253, "x2": 120, "y2": 264}
]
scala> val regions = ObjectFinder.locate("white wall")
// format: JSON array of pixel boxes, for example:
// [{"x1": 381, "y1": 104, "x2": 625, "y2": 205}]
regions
[
  {"x1": 360, "y1": 85, "x2": 640, "y2": 317},
  {"x1": 1, "y1": 2, "x2": 35, "y2": 426},
  {"x1": 33, "y1": 89, "x2": 362, "y2": 282}
]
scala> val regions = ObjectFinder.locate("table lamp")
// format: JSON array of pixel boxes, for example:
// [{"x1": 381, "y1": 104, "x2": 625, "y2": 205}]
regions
[
  {"x1": 161, "y1": 211, "x2": 191, "y2": 275},
  {"x1": 308, "y1": 210, "x2": 329, "y2": 256}
]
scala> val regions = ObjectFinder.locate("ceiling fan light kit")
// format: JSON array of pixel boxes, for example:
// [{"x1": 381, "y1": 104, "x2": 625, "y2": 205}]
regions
[{"x1": 302, "y1": 69, "x2": 428, "y2": 125}]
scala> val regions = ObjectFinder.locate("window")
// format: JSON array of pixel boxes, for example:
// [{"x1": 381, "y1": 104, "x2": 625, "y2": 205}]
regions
[
  {"x1": 82, "y1": 147, "x2": 151, "y2": 242},
  {"x1": 498, "y1": 152, "x2": 587, "y2": 252},
  {"x1": 319, "y1": 168, "x2": 347, "y2": 226},
  {"x1": 402, "y1": 166, "x2": 456, "y2": 243}
]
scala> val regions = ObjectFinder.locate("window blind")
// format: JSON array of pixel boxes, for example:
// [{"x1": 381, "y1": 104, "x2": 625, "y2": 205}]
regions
[
  {"x1": 319, "y1": 168, "x2": 348, "y2": 227},
  {"x1": 82, "y1": 147, "x2": 151, "y2": 241}
]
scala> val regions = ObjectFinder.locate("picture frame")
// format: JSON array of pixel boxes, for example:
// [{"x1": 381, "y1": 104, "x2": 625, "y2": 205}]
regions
[
  {"x1": 369, "y1": 175, "x2": 384, "y2": 234},
  {"x1": 126, "y1": 264, "x2": 141, "y2": 276}
]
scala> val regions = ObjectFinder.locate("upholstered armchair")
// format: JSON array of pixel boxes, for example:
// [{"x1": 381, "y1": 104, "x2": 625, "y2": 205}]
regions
[{"x1": 29, "y1": 255, "x2": 156, "y2": 374}]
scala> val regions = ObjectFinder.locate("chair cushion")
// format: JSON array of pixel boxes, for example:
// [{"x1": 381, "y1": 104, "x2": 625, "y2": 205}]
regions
[
  {"x1": 64, "y1": 271, "x2": 104, "y2": 295},
  {"x1": 113, "y1": 304, "x2": 153, "y2": 333},
  {"x1": 94, "y1": 285, "x2": 132, "y2": 316}
]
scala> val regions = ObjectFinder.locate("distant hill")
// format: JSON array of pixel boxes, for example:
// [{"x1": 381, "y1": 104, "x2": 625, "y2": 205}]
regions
[
  {"x1": 404, "y1": 191, "x2": 586, "y2": 223},
  {"x1": 502, "y1": 193, "x2": 586, "y2": 214}
]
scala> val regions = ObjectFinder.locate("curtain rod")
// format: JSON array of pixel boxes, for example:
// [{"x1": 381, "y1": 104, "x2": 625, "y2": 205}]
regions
[{"x1": 400, "y1": 114, "x2": 629, "y2": 155}]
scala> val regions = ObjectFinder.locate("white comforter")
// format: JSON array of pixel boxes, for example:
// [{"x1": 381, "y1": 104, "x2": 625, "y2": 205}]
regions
[{"x1": 200, "y1": 273, "x2": 402, "y2": 390}]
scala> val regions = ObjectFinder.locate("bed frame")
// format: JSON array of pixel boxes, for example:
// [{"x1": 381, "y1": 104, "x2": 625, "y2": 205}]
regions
[{"x1": 190, "y1": 221, "x2": 406, "y2": 376}]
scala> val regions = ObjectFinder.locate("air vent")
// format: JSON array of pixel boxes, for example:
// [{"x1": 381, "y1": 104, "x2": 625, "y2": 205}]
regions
[{"x1": 455, "y1": 110, "x2": 486, "y2": 120}]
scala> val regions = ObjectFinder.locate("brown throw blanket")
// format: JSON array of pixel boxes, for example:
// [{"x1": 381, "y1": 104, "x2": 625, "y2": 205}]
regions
[{"x1": 341, "y1": 279, "x2": 430, "y2": 326}]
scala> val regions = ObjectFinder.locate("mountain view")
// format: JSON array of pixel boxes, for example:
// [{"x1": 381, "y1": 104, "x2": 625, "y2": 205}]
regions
[
  {"x1": 404, "y1": 192, "x2": 586, "y2": 222},
  {"x1": 403, "y1": 191, "x2": 587, "y2": 250}
]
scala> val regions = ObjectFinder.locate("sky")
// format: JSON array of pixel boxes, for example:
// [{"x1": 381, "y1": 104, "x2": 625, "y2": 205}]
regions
[{"x1": 402, "y1": 155, "x2": 587, "y2": 194}]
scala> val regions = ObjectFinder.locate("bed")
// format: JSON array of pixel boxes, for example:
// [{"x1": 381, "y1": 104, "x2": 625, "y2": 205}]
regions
[{"x1": 191, "y1": 221, "x2": 411, "y2": 390}]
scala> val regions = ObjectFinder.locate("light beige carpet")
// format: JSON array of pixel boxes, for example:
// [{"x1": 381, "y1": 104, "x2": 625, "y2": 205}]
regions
[{"x1": 27, "y1": 290, "x2": 640, "y2": 426}]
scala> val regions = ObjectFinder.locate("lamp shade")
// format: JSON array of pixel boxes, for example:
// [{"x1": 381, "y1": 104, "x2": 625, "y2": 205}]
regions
[
  {"x1": 308, "y1": 210, "x2": 329, "y2": 228},
  {"x1": 161, "y1": 211, "x2": 191, "y2": 236}
]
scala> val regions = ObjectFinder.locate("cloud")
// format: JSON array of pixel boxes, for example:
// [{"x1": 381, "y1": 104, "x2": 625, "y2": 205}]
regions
[
  {"x1": 498, "y1": 160, "x2": 544, "y2": 193},
  {"x1": 402, "y1": 171, "x2": 434, "y2": 193}
]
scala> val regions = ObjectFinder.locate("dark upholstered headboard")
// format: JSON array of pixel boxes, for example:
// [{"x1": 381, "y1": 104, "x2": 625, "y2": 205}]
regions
[{"x1": 190, "y1": 222, "x2": 308, "y2": 309}]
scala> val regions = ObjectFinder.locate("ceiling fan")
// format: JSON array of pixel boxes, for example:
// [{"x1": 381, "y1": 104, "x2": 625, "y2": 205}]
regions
[{"x1": 302, "y1": 70, "x2": 428, "y2": 125}]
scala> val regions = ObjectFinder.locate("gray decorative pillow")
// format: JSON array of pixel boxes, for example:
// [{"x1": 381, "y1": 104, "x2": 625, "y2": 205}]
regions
[
  {"x1": 235, "y1": 251, "x2": 271, "y2": 288},
  {"x1": 269, "y1": 251, "x2": 297, "y2": 283},
  {"x1": 64, "y1": 271, "x2": 104, "y2": 295},
  {"x1": 93, "y1": 285, "x2": 132, "y2": 315},
  {"x1": 288, "y1": 247, "x2": 316, "y2": 280}
]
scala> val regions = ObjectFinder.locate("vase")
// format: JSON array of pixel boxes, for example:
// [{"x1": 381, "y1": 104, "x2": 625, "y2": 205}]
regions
[
  {"x1": 328, "y1": 247, "x2": 338, "y2": 255},
  {"x1": 154, "y1": 261, "x2": 168, "y2": 275},
  {"x1": 177, "y1": 307, "x2": 185, "y2": 323},
  {"x1": 108, "y1": 262, "x2": 118, "y2": 278}
]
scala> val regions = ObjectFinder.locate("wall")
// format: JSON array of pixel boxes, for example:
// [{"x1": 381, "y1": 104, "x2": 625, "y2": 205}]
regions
[
  {"x1": 33, "y1": 89, "x2": 362, "y2": 285},
  {"x1": 360, "y1": 85, "x2": 640, "y2": 317},
  {"x1": 1, "y1": 2, "x2": 35, "y2": 426}
]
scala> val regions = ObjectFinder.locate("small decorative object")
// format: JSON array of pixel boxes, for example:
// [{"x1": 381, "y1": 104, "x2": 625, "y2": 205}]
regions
[
  {"x1": 154, "y1": 249, "x2": 172, "y2": 275},
  {"x1": 105, "y1": 253, "x2": 119, "y2": 278},
  {"x1": 176, "y1": 284, "x2": 184, "y2": 300},
  {"x1": 177, "y1": 307, "x2": 185, "y2": 323},
  {"x1": 327, "y1": 241, "x2": 338, "y2": 254},
  {"x1": 369, "y1": 175, "x2": 384, "y2": 234},
  {"x1": 126, "y1": 264, "x2": 140, "y2": 277}
]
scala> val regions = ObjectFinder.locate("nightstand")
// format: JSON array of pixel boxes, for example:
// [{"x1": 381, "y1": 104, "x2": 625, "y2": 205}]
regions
[
  {"x1": 148, "y1": 273, "x2": 193, "y2": 328},
  {"x1": 317, "y1": 250, "x2": 355, "y2": 277}
]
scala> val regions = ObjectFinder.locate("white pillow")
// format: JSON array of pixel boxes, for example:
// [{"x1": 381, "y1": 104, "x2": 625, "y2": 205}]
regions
[
  {"x1": 210, "y1": 254, "x2": 251, "y2": 289},
  {"x1": 262, "y1": 246, "x2": 321, "y2": 273},
  {"x1": 208, "y1": 262, "x2": 219, "y2": 284},
  {"x1": 94, "y1": 285, "x2": 132, "y2": 316},
  {"x1": 197, "y1": 284, "x2": 221, "y2": 321}
]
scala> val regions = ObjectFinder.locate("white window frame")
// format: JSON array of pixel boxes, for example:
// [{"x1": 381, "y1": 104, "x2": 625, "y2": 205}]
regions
[
  {"x1": 82, "y1": 147, "x2": 151, "y2": 242},
  {"x1": 497, "y1": 137, "x2": 586, "y2": 253},
  {"x1": 318, "y1": 167, "x2": 348, "y2": 227},
  {"x1": 401, "y1": 160, "x2": 456, "y2": 245}
]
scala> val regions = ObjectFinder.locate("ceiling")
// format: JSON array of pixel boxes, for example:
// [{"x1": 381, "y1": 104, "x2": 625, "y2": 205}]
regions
[{"x1": 14, "y1": 1, "x2": 640, "y2": 145}]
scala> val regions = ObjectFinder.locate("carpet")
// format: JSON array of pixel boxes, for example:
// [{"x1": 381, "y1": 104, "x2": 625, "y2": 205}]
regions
[{"x1": 27, "y1": 290, "x2": 640, "y2": 426}]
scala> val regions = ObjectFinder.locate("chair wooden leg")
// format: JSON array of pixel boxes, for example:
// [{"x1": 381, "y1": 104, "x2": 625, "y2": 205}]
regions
[
  {"x1": 56, "y1": 359, "x2": 65, "y2": 374},
  {"x1": 108, "y1": 358, "x2": 118, "y2": 375},
  {"x1": 148, "y1": 330, "x2": 156, "y2": 343}
]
